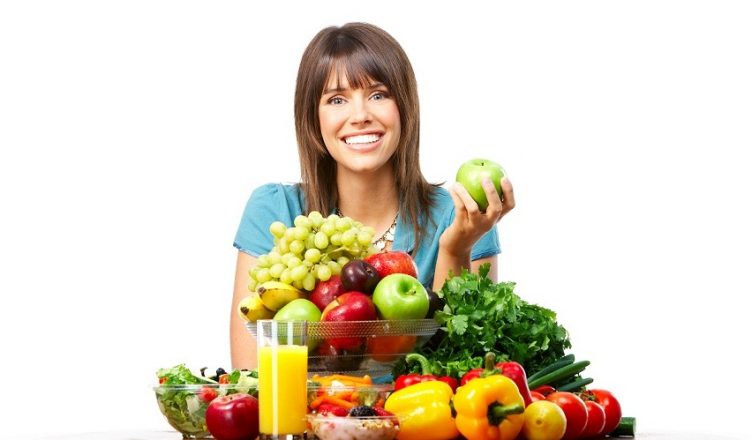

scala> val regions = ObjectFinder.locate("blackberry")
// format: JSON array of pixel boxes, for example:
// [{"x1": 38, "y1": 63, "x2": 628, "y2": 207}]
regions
[{"x1": 348, "y1": 405, "x2": 377, "y2": 417}]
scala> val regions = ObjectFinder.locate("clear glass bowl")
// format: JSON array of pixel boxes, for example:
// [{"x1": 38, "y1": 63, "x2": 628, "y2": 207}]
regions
[
  {"x1": 246, "y1": 319, "x2": 439, "y2": 375},
  {"x1": 306, "y1": 414, "x2": 400, "y2": 440},
  {"x1": 153, "y1": 383, "x2": 257, "y2": 439}
]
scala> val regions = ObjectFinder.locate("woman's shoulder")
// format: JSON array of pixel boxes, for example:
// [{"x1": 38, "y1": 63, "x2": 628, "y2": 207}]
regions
[
  {"x1": 244, "y1": 182, "x2": 305, "y2": 216},
  {"x1": 250, "y1": 182, "x2": 303, "y2": 199},
  {"x1": 428, "y1": 186, "x2": 454, "y2": 214}
]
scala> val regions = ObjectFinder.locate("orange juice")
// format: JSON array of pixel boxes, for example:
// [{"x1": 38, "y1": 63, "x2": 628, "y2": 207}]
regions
[{"x1": 258, "y1": 344, "x2": 308, "y2": 436}]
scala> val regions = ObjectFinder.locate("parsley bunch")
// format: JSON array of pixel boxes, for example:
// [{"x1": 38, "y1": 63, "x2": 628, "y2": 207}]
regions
[{"x1": 399, "y1": 264, "x2": 571, "y2": 378}]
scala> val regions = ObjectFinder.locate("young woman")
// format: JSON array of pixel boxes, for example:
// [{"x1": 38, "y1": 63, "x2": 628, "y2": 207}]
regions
[{"x1": 230, "y1": 23, "x2": 515, "y2": 369}]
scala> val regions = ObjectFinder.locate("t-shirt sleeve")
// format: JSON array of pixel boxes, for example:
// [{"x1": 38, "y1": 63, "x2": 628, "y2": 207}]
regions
[
  {"x1": 233, "y1": 183, "x2": 290, "y2": 257},
  {"x1": 471, "y1": 226, "x2": 501, "y2": 260}
]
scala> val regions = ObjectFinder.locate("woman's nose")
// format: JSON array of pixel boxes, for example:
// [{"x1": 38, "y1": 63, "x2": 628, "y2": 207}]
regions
[{"x1": 349, "y1": 96, "x2": 372, "y2": 124}]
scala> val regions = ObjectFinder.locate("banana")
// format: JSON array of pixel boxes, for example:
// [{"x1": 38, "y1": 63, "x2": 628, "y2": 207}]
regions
[
  {"x1": 238, "y1": 292, "x2": 274, "y2": 322},
  {"x1": 258, "y1": 281, "x2": 305, "y2": 311}
]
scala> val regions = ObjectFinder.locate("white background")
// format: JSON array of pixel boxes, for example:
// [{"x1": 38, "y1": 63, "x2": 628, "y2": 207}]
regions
[{"x1": 1, "y1": 1, "x2": 750, "y2": 439}]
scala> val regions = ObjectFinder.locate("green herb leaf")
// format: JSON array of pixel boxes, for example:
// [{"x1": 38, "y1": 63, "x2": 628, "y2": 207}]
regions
[{"x1": 400, "y1": 265, "x2": 571, "y2": 378}]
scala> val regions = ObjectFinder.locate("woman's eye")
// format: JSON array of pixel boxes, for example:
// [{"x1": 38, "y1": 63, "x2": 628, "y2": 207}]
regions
[
  {"x1": 371, "y1": 92, "x2": 388, "y2": 101},
  {"x1": 329, "y1": 97, "x2": 345, "y2": 105}
]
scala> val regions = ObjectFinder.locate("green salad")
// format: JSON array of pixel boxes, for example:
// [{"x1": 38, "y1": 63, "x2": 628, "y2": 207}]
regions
[{"x1": 154, "y1": 364, "x2": 258, "y2": 436}]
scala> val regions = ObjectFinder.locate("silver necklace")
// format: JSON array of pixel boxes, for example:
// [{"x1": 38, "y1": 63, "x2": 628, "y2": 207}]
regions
[{"x1": 335, "y1": 207, "x2": 398, "y2": 251}]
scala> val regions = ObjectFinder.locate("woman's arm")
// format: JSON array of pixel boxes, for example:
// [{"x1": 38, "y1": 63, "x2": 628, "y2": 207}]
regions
[
  {"x1": 230, "y1": 251, "x2": 258, "y2": 369},
  {"x1": 433, "y1": 177, "x2": 514, "y2": 291}
]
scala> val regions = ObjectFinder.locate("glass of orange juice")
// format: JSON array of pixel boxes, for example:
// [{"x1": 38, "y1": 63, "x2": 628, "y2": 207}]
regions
[{"x1": 257, "y1": 319, "x2": 308, "y2": 440}]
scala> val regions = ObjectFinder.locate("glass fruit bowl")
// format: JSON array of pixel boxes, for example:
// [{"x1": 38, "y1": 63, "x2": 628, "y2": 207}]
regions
[{"x1": 246, "y1": 319, "x2": 439, "y2": 375}]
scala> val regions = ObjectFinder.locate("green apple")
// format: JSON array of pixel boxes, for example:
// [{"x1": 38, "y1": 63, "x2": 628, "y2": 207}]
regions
[
  {"x1": 274, "y1": 298, "x2": 322, "y2": 351},
  {"x1": 372, "y1": 274, "x2": 429, "y2": 320},
  {"x1": 273, "y1": 298, "x2": 322, "y2": 322},
  {"x1": 456, "y1": 158, "x2": 506, "y2": 211}
]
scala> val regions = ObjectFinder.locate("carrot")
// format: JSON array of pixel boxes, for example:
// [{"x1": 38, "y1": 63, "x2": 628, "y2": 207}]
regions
[
  {"x1": 321, "y1": 395, "x2": 355, "y2": 409},
  {"x1": 314, "y1": 374, "x2": 372, "y2": 385},
  {"x1": 333, "y1": 391, "x2": 353, "y2": 401},
  {"x1": 309, "y1": 395, "x2": 326, "y2": 409}
]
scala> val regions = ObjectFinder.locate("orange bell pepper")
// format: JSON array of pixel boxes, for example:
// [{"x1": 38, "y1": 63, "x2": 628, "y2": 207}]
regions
[{"x1": 453, "y1": 374, "x2": 525, "y2": 440}]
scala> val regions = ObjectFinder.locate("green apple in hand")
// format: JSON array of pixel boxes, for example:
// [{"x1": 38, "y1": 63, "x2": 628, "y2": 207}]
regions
[
  {"x1": 456, "y1": 158, "x2": 506, "y2": 211},
  {"x1": 372, "y1": 274, "x2": 429, "y2": 320}
]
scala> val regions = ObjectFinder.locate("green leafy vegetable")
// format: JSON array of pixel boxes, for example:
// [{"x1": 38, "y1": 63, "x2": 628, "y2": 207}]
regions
[{"x1": 396, "y1": 264, "x2": 571, "y2": 378}]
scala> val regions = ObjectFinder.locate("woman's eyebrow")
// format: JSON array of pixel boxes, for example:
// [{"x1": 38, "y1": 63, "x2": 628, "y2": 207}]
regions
[
  {"x1": 323, "y1": 82, "x2": 387, "y2": 96},
  {"x1": 322, "y1": 86, "x2": 345, "y2": 95}
]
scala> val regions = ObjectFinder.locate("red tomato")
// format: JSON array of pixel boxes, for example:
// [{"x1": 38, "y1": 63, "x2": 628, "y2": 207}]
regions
[
  {"x1": 546, "y1": 391, "x2": 588, "y2": 440},
  {"x1": 588, "y1": 389, "x2": 622, "y2": 435},
  {"x1": 218, "y1": 374, "x2": 230, "y2": 384},
  {"x1": 533, "y1": 385, "x2": 556, "y2": 396},
  {"x1": 530, "y1": 391, "x2": 547, "y2": 402},
  {"x1": 581, "y1": 400, "x2": 606, "y2": 437},
  {"x1": 205, "y1": 393, "x2": 260, "y2": 440},
  {"x1": 198, "y1": 386, "x2": 218, "y2": 403}
]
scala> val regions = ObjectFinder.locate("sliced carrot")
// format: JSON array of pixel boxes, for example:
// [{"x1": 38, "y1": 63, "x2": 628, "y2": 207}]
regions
[
  {"x1": 333, "y1": 391, "x2": 353, "y2": 401},
  {"x1": 322, "y1": 395, "x2": 356, "y2": 409},
  {"x1": 309, "y1": 395, "x2": 326, "y2": 409}
]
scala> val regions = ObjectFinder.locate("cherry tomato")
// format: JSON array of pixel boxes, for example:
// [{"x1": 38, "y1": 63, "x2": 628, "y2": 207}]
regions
[
  {"x1": 588, "y1": 389, "x2": 622, "y2": 435},
  {"x1": 522, "y1": 400, "x2": 567, "y2": 440},
  {"x1": 158, "y1": 377, "x2": 167, "y2": 384},
  {"x1": 530, "y1": 391, "x2": 547, "y2": 402},
  {"x1": 581, "y1": 400, "x2": 606, "y2": 437},
  {"x1": 218, "y1": 374, "x2": 230, "y2": 384},
  {"x1": 546, "y1": 391, "x2": 588, "y2": 440},
  {"x1": 199, "y1": 386, "x2": 219, "y2": 403}
]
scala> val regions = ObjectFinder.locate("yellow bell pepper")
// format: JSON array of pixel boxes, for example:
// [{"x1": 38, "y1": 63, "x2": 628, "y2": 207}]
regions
[
  {"x1": 453, "y1": 374, "x2": 525, "y2": 440},
  {"x1": 384, "y1": 380, "x2": 459, "y2": 440}
]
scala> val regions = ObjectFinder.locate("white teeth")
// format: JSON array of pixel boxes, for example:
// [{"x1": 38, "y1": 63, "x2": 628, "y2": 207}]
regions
[{"x1": 344, "y1": 134, "x2": 380, "y2": 144}]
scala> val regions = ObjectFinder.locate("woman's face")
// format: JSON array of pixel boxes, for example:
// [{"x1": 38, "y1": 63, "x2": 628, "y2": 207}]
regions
[{"x1": 318, "y1": 73, "x2": 401, "y2": 176}]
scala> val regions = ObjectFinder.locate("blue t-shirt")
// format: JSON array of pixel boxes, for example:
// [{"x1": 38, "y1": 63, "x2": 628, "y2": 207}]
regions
[{"x1": 233, "y1": 183, "x2": 500, "y2": 287}]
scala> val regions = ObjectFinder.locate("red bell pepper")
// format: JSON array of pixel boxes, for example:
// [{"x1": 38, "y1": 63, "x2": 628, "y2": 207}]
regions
[
  {"x1": 394, "y1": 353, "x2": 459, "y2": 392},
  {"x1": 460, "y1": 352, "x2": 499, "y2": 386},
  {"x1": 496, "y1": 360, "x2": 533, "y2": 407}
]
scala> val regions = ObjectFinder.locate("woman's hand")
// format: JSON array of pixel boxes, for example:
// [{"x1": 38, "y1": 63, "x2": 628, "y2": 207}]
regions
[{"x1": 440, "y1": 176, "x2": 515, "y2": 257}]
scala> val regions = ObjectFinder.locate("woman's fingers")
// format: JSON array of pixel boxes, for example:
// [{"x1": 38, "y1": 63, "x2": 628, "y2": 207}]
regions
[
  {"x1": 500, "y1": 177, "x2": 515, "y2": 214},
  {"x1": 482, "y1": 178, "x2": 503, "y2": 218},
  {"x1": 451, "y1": 183, "x2": 481, "y2": 216}
]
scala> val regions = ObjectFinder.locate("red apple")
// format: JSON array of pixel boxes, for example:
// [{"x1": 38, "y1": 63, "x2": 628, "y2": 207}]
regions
[
  {"x1": 364, "y1": 251, "x2": 418, "y2": 279},
  {"x1": 205, "y1": 393, "x2": 259, "y2": 440},
  {"x1": 321, "y1": 291, "x2": 377, "y2": 349},
  {"x1": 309, "y1": 275, "x2": 345, "y2": 311}
]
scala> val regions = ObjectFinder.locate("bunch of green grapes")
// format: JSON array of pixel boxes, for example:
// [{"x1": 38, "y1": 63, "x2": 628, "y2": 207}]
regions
[{"x1": 248, "y1": 211, "x2": 378, "y2": 291}]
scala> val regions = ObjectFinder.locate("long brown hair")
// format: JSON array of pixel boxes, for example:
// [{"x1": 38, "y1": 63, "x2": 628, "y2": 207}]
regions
[{"x1": 294, "y1": 22, "x2": 439, "y2": 252}]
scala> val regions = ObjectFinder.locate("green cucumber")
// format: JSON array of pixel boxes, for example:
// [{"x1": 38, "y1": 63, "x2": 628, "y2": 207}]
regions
[
  {"x1": 527, "y1": 360, "x2": 590, "y2": 389},
  {"x1": 608, "y1": 416, "x2": 636, "y2": 437},
  {"x1": 556, "y1": 377, "x2": 594, "y2": 392},
  {"x1": 527, "y1": 354, "x2": 575, "y2": 384}
]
